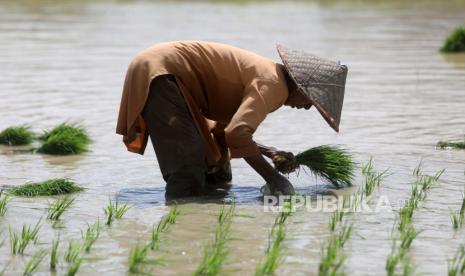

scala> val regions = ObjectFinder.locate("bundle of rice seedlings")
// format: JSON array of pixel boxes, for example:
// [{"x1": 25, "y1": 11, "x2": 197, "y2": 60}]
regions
[
  {"x1": 0, "y1": 126, "x2": 34, "y2": 146},
  {"x1": 8, "y1": 179, "x2": 84, "y2": 197},
  {"x1": 38, "y1": 123, "x2": 90, "y2": 155},
  {"x1": 272, "y1": 145, "x2": 356, "y2": 188},
  {"x1": 437, "y1": 138, "x2": 465, "y2": 150},
  {"x1": 441, "y1": 27, "x2": 465, "y2": 53}
]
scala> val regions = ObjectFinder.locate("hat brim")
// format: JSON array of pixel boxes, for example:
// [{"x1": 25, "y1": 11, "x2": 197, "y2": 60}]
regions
[{"x1": 276, "y1": 44, "x2": 342, "y2": 132}]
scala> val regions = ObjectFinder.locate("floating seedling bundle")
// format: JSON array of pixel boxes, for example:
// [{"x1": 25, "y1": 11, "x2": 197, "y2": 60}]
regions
[
  {"x1": 272, "y1": 145, "x2": 355, "y2": 188},
  {"x1": 0, "y1": 126, "x2": 34, "y2": 146},
  {"x1": 38, "y1": 123, "x2": 91, "y2": 155},
  {"x1": 437, "y1": 137, "x2": 465, "y2": 150},
  {"x1": 441, "y1": 27, "x2": 465, "y2": 53}
]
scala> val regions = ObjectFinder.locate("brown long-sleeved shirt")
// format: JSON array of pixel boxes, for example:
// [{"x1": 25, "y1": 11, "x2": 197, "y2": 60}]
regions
[{"x1": 116, "y1": 41, "x2": 289, "y2": 166}]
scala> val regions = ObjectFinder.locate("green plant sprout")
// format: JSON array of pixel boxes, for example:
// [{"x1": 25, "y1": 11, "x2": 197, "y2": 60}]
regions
[
  {"x1": 104, "y1": 198, "x2": 131, "y2": 226},
  {"x1": 47, "y1": 196, "x2": 74, "y2": 221},
  {"x1": 9, "y1": 220, "x2": 41, "y2": 255}
]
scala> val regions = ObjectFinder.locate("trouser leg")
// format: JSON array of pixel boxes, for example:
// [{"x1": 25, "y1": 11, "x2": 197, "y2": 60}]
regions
[{"x1": 141, "y1": 75, "x2": 207, "y2": 197}]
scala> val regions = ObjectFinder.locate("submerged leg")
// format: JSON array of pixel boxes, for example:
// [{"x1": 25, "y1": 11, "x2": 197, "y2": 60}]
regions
[{"x1": 142, "y1": 75, "x2": 207, "y2": 198}]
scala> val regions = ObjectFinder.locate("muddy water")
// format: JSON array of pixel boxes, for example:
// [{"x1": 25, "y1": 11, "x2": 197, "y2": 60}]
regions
[{"x1": 1, "y1": 0, "x2": 465, "y2": 275}]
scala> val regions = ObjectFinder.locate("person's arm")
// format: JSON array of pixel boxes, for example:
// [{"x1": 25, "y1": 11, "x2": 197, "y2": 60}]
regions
[
  {"x1": 243, "y1": 153, "x2": 295, "y2": 195},
  {"x1": 224, "y1": 79, "x2": 295, "y2": 195},
  {"x1": 257, "y1": 142, "x2": 299, "y2": 174}
]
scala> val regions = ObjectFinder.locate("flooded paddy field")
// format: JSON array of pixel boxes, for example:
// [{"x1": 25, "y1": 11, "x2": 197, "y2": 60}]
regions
[{"x1": 1, "y1": 0, "x2": 465, "y2": 275}]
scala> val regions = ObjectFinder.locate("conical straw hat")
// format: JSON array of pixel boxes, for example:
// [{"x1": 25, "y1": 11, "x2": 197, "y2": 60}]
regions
[{"x1": 277, "y1": 44, "x2": 348, "y2": 132}]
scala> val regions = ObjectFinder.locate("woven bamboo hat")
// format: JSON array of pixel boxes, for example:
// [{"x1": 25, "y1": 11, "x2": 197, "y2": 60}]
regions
[{"x1": 277, "y1": 44, "x2": 348, "y2": 132}]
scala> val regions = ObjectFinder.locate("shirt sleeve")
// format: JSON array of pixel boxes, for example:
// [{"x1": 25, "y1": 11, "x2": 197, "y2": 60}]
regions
[{"x1": 224, "y1": 78, "x2": 287, "y2": 158}]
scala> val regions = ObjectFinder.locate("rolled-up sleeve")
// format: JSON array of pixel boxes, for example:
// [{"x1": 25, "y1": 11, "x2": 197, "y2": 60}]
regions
[{"x1": 224, "y1": 78, "x2": 286, "y2": 158}]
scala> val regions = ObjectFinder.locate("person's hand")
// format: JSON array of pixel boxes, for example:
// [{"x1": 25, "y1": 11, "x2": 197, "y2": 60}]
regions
[
  {"x1": 271, "y1": 150, "x2": 299, "y2": 174},
  {"x1": 262, "y1": 175, "x2": 295, "y2": 196}
]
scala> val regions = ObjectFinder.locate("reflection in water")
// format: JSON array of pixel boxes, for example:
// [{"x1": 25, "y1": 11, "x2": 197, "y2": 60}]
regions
[{"x1": 1, "y1": 0, "x2": 465, "y2": 275}]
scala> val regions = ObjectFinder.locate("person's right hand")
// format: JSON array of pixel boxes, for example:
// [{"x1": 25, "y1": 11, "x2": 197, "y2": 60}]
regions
[
  {"x1": 266, "y1": 174, "x2": 295, "y2": 196},
  {"x1": 272, "y1": 151, "x2": 299, "y2": 174}
]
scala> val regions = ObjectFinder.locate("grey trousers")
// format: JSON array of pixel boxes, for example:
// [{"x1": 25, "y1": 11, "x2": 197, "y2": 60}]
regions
[{"x1": 141, "y1": 75, "x2": 232, "y2": 197}]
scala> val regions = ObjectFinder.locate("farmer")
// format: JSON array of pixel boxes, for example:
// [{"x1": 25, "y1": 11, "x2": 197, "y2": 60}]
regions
[{"x1": 116, "y1": 41, "x2": 347, "y2": 197}]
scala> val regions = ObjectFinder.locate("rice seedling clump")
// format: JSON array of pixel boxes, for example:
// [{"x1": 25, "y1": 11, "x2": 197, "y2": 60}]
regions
[
  {"x1": 0, "y1": 126, "x2": 34, "y2": 146},
  {"x1": 9, "y1": 179, "x2": 84, "y2": 197},
  {"x1": 437, "y1": 137, "x2": 465, "y2": 150},
  {"x1": 273, "y1": 145, "x2": 355, "y2": 188},
  {"x1": 38, "y1": 123, "x2": 91, "y2": 155},
  {"x1": 441, "y1": 27, "x2": 465, "y2": 53}
]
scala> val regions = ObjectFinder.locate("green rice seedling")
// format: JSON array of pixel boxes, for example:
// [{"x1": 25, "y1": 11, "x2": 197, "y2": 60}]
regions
[
  {"x1": 0, "y1": 126, "x2": 34, "y2": 146},
  {"x1": 104, "y1": 198, "x2": 131, "y2": 226},
  {"x1": 81, "y1": 220, "x2": 100, "y2": 252},
  {"x1": 9, "y1": 179, "x2": 84, "y2": 197},
  {"x1": 255, "y1": 206, "x2": 291, "y2": 276},
  {"x1": 401, "y1": 255, "x2": 415, "y2": 276},
  {"x1": 47, "y1": 196, "x2": 74, "y2": 221},
  {"x1": 318, "y1": 222, "x2": 353, "y2": 276},
  {"x1": 386, "y1": 241, "x2": 403, "y2": 276},
  {"x1": 0, "y1": 192, "x2": 10, "y2": 216},
  {"x1": 195, "y1": 201, "x2": 236, "y2": 276},
  {"x1": 448, "y1": 245, "x2": 465, "y2": 276},
  {"x1": 50, "y1": 239, "x2": 59, "y2": 270},
  {"x1": 38, "y1": 123, "x2": 91, "y2": 155},
  {"x1": 149, "y1": 204, "x2": 180, "y2": 250},
  {"x1": 452, "y1": 193, "x2": 465, "y2": 229},
  {"x1": 128, "y1": 243, "x2": 158, "y2": 274},
  {"x1": 441, "y1": 27, "x2": 465, "y2": 53},
  {"x1": 64, "y1": 241, "x2": 81, "y2": 264},
  {"x1": 400, "y1": 227, "x2": 419, "y2": 250},
  {"x1": 66, "y1": 258, "x2": 82, "y2": 276},
  {"x1": 398, "y1": 201, "x2": 415, "y2": 232},
  {"x1": 273, "y1": 145, "x2": 356, "y2": 187},
  {"x1": 318, "y1": 235, "x2": 346, "y2": 276},
  {"x1": 337, "y1": 222, "x2": 353, "y2": 248},
  {"x1": 361, "y1": 159, "x2": 389, "y2": 198},
  {"x1": 23, "y1": 249, "x2": 46, "y2": 276},
  {"x1": 329, "y1": 210, "x2": 344, "y2": 232},
  {"x1": 9, "y1": 220, "x2": 41, "y2": 255}
]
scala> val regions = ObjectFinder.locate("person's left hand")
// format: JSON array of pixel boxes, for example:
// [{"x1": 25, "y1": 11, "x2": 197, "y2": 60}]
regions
[{"x1": 271, "y1": 150, "x2": 299, "y2": 174}]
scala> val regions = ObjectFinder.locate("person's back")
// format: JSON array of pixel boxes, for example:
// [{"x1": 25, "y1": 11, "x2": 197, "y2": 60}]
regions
[{"x1": 128, "y1": 41, "x2": 288, "y2": 123}]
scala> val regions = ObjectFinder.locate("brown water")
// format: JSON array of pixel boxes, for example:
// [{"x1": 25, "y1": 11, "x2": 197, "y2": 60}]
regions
[{"x1": 1, "y1": 0, "x2": 465, "y2": 275}]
